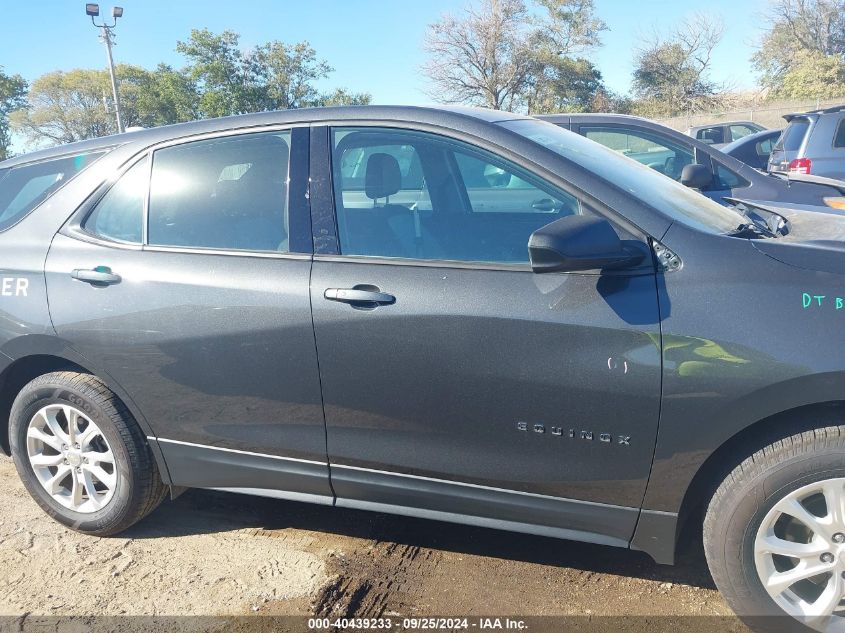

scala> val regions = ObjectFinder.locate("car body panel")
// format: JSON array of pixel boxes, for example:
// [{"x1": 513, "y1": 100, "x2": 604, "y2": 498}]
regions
[
  {"x1": 722, "y1": 129, "x2": 783, "y2": 170},
  {"x1": 640, "y1": 218, "x2": 845, "y2": 515},
  {"x1": 3, "y1": 106, "x2": 845, "y2": 566},
  {"x1": 310, "y1": 258, "x2": 662, "y2": 509},
  {"x1": 769, "y1": 108, "x2": 845, "y2": 180}
]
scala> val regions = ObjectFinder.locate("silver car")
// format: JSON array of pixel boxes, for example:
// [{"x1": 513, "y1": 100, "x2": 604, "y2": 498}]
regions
[
  {"x1": 768, "y1": 104, "x2": 845, "y2": 179},
  {"x1": 685, "y1": 120, "x2": 765, "y2": 148}
]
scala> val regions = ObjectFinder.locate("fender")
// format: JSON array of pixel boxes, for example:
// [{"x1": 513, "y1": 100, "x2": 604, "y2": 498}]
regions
[
  {"x1": 632, "y1": 371, "x2": 845, "y2": 564},
  {"x1": 0, "y1": 333, "x2": 172, "y2": 484}
]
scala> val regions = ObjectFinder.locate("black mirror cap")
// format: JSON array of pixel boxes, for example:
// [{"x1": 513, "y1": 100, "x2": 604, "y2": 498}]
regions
[
  {"x1": 680, "y1": 163, "x2": 713, "y2": 189},
  {"x1": 528, "y1": 215, "x2": 644, "y2": 273}
]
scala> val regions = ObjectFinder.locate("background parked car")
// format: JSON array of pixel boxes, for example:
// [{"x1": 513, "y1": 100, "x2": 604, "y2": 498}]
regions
[
  {"x1": 768, "y1": 104, "x2": 845, "y2": 179},
  {"x1": 537, "y1": 113, "x2": 845, "y2": 210},
  {"x1": 685, "y1": 120, "x2": 765, "y2": 147},
  {"x1": 721, "y1": 128, "x2": 782, "y2": 170}
]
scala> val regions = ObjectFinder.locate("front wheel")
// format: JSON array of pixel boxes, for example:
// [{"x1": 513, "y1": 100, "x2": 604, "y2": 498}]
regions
[
  {"x1": 9, "y1": 371, "x2": 167, "y2": 535},
  {"x1": 705, "y1": 426, "x2": 845, "y2": 632}
]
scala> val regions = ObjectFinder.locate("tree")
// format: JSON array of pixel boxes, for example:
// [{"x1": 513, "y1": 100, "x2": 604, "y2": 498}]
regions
[
  {"x1": 318, "y1": 88, "x2": 372, "y2": 107},
  {"x1": 0, "y1": 67, "x2": 27, "y2": 160},
  {"x1": 631, "y1": 14, "x2": 724, "y2": 117},
  {"x1": 527, "y1": 57, "x2": 604, "y2": 113},
  {"x1": 176, "y1": 29, "x2": 255, "y2": 118},
  {"x1": 525, "y1": 0, "x2": 607, "y2": 113},
  {"x1": 423, "y1": 0, "x2": 606, "y2": 112},
  {"x1": 770, "y1": 50, "x2": 845, "y2": 99},
  {"x1": 753, "y1": 0, "x2": 845, "y2": 93},
  {"x1": 10, "y1": 69, "x2": 115, "y2": 145},
  {"x1": 529, "y1": 0, "x2": 607, "y2": 59},
  {"x1": 423, "y1": 0, "x2": 534, "y2": 110},
  {"x1": 10, "y1": 65, "x2": 199, "y2": 146},
  {"x1": 11, "y1": 31, "x2": 371, "y2": 149},
  {"x1": 177, "y1": 29, "x2": 370, "y2": 116},
  {"x1": 123, "y1": 64, "x2": 199, "y2": 127}
]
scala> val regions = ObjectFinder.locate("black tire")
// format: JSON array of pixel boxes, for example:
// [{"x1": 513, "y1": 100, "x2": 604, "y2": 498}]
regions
[
  {"x1": 704, "y1": 426, "x2": 845, "y2": 631},
  {"x1": 9, "y1": 371, "x2": 168, "y2": 535}
]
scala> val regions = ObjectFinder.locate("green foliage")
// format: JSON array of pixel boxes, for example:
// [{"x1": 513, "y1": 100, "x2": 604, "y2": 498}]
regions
[
  {"x1": 176, "y1": 29, "x2": 371, "y2": 116},
  {"x1": 11, "y1": 29, "x2": 372, "y2": 148},
  {"x1": 11, "y1": 69, "x2": 116, "y2": 145},
  {"x1": 770, "y1": 50, "x2": 845, "y2": 99},
  {"x1": 424, "y1": 0, "x2": 607, "y2": 112},
  {"x1": 0, "y1": 67, "x2": 27, "y2": 160},
  {"x1": 318, "y1": 88, "x2": 372, "y2": 107},
  {"x1": 527, "y1": 57, "x2": 604, "y2": 113},
  {"x1": 125, "y1": 64, "x2": 199, "y2": 127},
  {"x1": 753, "y1": 0, "x2": 845, "y2": 97},
  {"x1": 10, "y1": 65, "x2": 200, "y2": 146},
  {"x1": 631, "y1": 15, "x2": 723, "y2": 117},
  {"x1": 753, "y1": 0, "x2": 845, "y2": 85}
]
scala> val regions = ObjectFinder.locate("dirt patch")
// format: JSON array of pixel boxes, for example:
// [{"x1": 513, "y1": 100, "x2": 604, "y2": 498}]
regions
[
  {"x1": 0, "y1": 456, "x2": 325, "y2": 616},
  {"x1": 0, "y1": 455, "x2": 735, "y2": 622}
]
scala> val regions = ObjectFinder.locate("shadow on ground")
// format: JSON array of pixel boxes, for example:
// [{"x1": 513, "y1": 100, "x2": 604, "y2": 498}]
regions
[{"x1": 122, "y1": 487, "x2": 715, "y2": 591}]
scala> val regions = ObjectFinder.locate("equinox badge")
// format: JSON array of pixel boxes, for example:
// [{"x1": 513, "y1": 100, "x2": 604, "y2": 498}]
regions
[{"x1": 517, "y1": 421, "x2": 631, "y2": 445}]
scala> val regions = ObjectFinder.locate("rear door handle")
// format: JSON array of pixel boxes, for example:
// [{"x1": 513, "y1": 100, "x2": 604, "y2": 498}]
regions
[
  {"x1": 71, "y1": 266, "x2": 122, "y2": 286},
  {"x1": 324, "y1": 287, "x2": 395, "y2": 306}
]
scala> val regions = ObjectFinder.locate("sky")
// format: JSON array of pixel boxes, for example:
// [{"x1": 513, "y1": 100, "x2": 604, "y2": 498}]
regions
[{"x1": 0, "y1": 0, "x2": 769, "y2": 106}]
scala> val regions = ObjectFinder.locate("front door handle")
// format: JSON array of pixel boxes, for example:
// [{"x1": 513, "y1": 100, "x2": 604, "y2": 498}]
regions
[
  {"x1": 324, "y1": 286, "x2": 395, "y2": 306},
  {"x1": 71, "y1": 266, "x2": 122, "y2": 286}
]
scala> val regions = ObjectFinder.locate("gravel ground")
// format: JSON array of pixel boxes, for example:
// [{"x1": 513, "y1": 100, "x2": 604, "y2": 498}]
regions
[{"x1": 0, "y1": 454, "x2": 742, "y2": 629}]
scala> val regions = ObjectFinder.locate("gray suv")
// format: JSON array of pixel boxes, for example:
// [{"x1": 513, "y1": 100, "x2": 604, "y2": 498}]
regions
[
  {"x1": 4, "y1": 106, "x2": 845, "y2": 630},
  {"x1": 769, "y1": 105, "x2": 845, "y2": 179}
]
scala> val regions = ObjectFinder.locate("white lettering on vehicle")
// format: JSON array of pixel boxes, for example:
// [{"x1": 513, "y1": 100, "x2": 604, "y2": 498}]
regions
[{"x1": 1, "y1": 277, "x2": 28, "y2": 297}]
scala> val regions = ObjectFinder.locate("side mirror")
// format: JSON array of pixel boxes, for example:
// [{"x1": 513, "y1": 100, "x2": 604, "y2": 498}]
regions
[
  {"x1": 680, "y1": 163, "x2": 713, "y2": 189},
  {"x1": 528, "y1": 215, "x2": 644, "y2": 273}
]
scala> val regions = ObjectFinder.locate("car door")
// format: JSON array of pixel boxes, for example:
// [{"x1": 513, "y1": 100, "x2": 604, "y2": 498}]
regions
[
  {"x1": 45, "y1": 127, "x2": 333, "y2": 502},
  {"x1": 309, "y1": 125, "x2": 662, "y2": 545}
]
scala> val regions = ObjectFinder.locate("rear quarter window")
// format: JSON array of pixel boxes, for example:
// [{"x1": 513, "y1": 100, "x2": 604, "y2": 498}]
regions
[
  {"x1": 834, "y1": 119, "x2": 845, "y2": 149},
  {"x1": 0, "y1": 151, "x2": 105, "y2": 232}
]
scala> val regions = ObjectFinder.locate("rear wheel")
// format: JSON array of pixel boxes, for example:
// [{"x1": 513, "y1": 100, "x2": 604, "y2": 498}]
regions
[
  {"x1": 705, "y1": 427, "x2": 845, "y2": 632},
  {"x1": 9, "y1": 371, "x2": 167, "y2": 535}
]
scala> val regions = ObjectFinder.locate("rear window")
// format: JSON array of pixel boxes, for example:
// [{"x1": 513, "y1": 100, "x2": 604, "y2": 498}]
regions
[
  {"x1": 776, "y1": 119, "x2": 810, "y2": 152},
  {"x1": 835, "y1": 119, "x2": 845, "y2": 149},
  {"x1": 0, "y1": 151, "x2": 105, "y2": 232}
]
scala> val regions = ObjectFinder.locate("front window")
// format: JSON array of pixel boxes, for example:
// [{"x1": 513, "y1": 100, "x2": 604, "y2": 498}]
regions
[
  {"x1": 729, "y1": 125, "x2": 757, "y2": 142},
  {"x1": 757, "y1": 137, "x2": 775, "y2": 156},
  {"x1": 0, "y1": 151, "x2": 105, "y2": 232},
  {"x1": 331, "y1": 127, "x2": 581, "y2": 263},
  {"x1": 580, "y1": 126, "x2": 694, "y2": 183},
  {"x1": 500, "y1": 118, "x2": 746, "y2": 235}
]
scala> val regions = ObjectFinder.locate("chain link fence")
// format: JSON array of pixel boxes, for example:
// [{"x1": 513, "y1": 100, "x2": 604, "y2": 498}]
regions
[{"x1": 655, "y1": 97, "x2": 845, "y2": 131}]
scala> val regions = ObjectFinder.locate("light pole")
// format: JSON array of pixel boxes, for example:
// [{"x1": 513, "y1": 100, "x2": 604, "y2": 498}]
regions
[{"x1": 86, "y1": 4, "x2": 125, "y2": 134}]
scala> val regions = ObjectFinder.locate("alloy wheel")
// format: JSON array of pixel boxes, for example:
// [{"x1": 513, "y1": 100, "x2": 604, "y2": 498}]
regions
[{"x1": 25, "y1": 404, "x2": 118, "y2": 513}]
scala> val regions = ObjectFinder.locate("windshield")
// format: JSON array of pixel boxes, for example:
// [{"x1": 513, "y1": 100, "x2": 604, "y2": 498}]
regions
[
  {"x1": 499, "y1": 118, "x2": 747, "y2": 234},
  {"x1": 0, "y1": 151, "x2": 105, "y2": 232}
]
